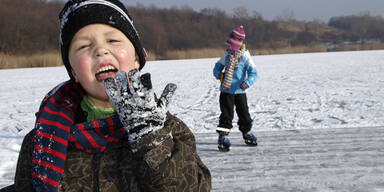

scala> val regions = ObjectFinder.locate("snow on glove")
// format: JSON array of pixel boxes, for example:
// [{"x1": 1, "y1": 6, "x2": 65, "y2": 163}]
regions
[{"x1": 104, "y1": 69, "x2": 177, "y2": 145}]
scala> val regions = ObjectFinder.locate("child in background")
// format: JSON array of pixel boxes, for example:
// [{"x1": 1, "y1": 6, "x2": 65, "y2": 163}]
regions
[
  {"x1": 213, "y1": 25, "x2": 258, "y2": 152},
  {"x1": 9, "y1": 0, "x2": 211, "y2": 191}
]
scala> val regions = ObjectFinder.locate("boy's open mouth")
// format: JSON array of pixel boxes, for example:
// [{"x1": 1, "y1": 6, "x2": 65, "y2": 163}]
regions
[{"x1": 95, "y1": 65, "x2": 118, "y2": 81}]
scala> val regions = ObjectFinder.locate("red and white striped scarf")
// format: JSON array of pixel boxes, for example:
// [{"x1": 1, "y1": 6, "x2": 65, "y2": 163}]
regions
[{"x1": 31, "y1": 80, "x2": 125, "y2": 191}]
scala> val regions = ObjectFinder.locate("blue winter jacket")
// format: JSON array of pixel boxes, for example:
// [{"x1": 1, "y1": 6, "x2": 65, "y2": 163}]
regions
[{"x1": 213, "y1": 50, "x2": 258, "y2": 94}]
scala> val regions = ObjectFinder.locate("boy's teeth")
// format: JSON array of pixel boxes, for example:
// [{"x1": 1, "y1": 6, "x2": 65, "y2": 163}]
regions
[{"x1": 97, "y1": 66, "x2": 115, "y2": 74}]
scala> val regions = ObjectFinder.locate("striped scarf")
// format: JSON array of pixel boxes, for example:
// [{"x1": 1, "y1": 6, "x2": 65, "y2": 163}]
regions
[
  {"x1": 31, "y1": 80, "x2": 125, "y2": 192},
  {"x1": 222, "y1": 49, "x2": 245, "y2": 90}
]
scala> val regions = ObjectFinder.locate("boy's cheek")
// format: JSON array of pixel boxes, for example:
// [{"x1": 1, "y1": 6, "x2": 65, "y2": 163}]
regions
[
  {"x1": 116, "y1": 50, "x2": 138, "y2": 72},
  {"x1": 70, "y1": 54, "x2": 88, "y2": 70},
  {"x1": 71, "y1": 59, "x2": 93, "y2": 79}
]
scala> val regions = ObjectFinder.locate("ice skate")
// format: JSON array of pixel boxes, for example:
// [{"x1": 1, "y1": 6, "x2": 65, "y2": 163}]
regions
[
  {"x1": 243, "y1": 132, "x2": 257, "y2": 146},
  {"x1": 218, "y1": 134, "x2": 231, "y2": 152}
]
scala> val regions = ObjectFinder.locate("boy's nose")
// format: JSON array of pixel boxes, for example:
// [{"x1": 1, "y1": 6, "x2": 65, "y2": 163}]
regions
[{"x1": 95, "y1": 47, "x2": 110, "y2": 57}]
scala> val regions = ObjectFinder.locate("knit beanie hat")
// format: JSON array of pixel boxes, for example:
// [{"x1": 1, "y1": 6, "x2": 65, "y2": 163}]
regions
[
  {"x1": 226, "y1": 25, "x2": 246, "y2": 52},
  {"x1": 59, "y1": 0, "x2": 146, "y2": 80}
]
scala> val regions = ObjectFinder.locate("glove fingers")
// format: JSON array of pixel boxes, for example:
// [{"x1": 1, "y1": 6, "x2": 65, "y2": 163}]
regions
[
  {"x1": 104, "y1": 77, "x2": 122, "y2": 104},
  {"x1": 116, "y1": 71, "x2": 129, "y2": 94},
  {"x1": 127, "y1": 69, "x2": 141, "y2": 93},
  {"x1": 140, "y1": 73, "x2": 152, "y2": 90},
  {"x1": 158, "y1": 83, "x2": 177, "y2": 109}
]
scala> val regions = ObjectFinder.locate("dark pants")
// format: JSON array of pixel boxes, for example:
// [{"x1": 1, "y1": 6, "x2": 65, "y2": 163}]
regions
[{"x1": 218, "y1": 92, "x2": 253, "y2": 134}]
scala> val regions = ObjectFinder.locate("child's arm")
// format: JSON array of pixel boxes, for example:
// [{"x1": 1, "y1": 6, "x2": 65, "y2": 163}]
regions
[
  {"x1": 213, "y1": 52, "x2": 227, "y2": 79},
  {"x1": 133, "y1": 114, "x2": 211, "y2": 191},
  {"x1": 104, "y1": 70, "x2": 211, "y2": 191},
  {"x1": 243, "y1": 50, "x2": 258, "y2": 87}
]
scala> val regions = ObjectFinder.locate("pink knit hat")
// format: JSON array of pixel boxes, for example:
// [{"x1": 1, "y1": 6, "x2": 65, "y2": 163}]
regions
[{"x1": 226, "y1": 25, "x2": 246, "y2": 51}]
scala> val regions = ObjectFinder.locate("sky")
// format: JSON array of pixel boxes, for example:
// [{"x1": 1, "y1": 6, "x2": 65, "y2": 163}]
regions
[{"x1": 121, "y1": 0, "x2": 384, "y2": 22}]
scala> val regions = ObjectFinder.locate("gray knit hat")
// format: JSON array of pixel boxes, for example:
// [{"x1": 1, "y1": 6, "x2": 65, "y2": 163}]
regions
[{"x1": 59, "y1": 0, "x2": 146, "y2": 80}]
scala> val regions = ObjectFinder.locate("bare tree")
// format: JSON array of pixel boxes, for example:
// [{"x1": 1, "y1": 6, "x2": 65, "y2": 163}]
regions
[
  {"x1": 275, "y1": 8, "x2": 296, "y2": 23},
  {"x1": 233, "y1": 6, "x2": 249, "y2": 19}
]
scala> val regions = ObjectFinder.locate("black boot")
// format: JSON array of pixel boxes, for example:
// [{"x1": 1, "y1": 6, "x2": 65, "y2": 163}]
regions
[
  {"x1": 243, "y1": 132, "x2": 257, "y2": 146},
  {"x1": 218, "y1": 132, "x2": 231, "y2": 152}
]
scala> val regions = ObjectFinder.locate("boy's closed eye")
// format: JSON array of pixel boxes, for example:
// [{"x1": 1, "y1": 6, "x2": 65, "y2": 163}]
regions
[
  {"x1": 71, "y1": 39, "x2": 92, "y2": 51},
  {"x1": 77, "y1": 44, "x2": 91, "y2": 51},
  {"x1": 108, "y1": 39, "x2": 121, "y2": 43}
]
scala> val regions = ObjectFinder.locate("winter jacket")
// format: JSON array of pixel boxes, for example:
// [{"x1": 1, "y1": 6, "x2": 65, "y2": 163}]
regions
[
  {"x1": 13, "y1": 81, "x2": 211, "y2": 192},
  {"x1": 213, "y1": 49, "x2": 257, "y2": 94}
]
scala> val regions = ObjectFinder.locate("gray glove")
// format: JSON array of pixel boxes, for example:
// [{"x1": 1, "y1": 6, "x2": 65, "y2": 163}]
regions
[{"x1": 104, "y1": 69, "x2": 177, "y2": 145}]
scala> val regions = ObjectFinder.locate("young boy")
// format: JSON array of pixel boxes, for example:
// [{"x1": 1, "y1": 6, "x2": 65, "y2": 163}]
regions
[
  {"x1": 213, "y1": 25, "x2": 258, "y2": 152},
  {"x1": 10, "y1": 0, "x2": 211, "y2": 191}
]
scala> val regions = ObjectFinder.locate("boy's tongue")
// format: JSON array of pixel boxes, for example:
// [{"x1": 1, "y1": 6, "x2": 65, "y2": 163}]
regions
[{"x1": 96, "y1": 71, "x2": 116, "y2": 81}]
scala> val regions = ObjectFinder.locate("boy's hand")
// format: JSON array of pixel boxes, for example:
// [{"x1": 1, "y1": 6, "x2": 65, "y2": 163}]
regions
[{"x1": 104, "y1": 69, "x2": 177, "y2": 145}]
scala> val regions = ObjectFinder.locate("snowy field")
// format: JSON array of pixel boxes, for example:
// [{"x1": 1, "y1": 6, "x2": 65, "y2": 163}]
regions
[{"x1": 1, "y1": 50, "x2": 384, "y2": 191}]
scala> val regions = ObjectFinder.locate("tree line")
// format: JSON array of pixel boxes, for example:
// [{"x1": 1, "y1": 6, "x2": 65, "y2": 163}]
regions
[
  {"x1": 1, "y1": 0, "x2": 383, "y2": 57},
  {"x1": 328, "y1": 13, "x2": 384, "y2": 43}
]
